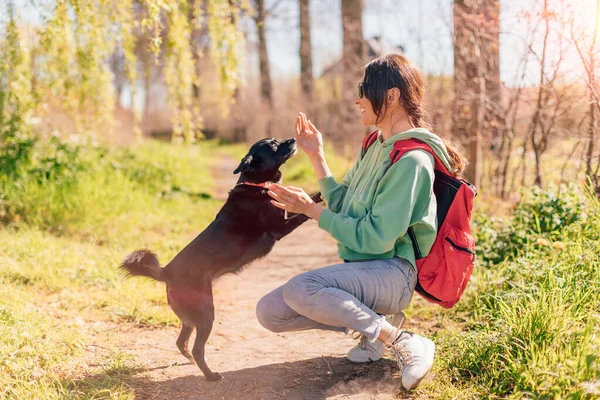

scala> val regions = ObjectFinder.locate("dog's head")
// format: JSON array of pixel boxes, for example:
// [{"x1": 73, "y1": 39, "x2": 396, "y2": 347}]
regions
[{"x1": 233, "y1": 138, "x2": 297, "y2": 183}]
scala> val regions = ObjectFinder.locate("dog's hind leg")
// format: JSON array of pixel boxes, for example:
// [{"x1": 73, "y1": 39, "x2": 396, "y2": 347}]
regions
[
  {"x1": 176, "y1": 322, "x2": 195, "y2": 362},
  {"x1": 191, "y1": 285, "x2": 222, "y2": 381}
]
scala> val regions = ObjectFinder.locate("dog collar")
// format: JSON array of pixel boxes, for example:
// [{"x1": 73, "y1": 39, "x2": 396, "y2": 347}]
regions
[{"x1": 237, "y1": 181, "x2": 274, "y2": 188}]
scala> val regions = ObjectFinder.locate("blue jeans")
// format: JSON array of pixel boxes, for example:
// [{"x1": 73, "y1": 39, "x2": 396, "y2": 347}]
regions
[{"x1": 256, "y1": 257, "x2": 417, "y2": 342}]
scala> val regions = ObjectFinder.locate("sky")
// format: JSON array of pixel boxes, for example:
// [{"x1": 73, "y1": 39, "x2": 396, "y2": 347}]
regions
[
  {"x1": 3, "y1": 0, "x2": 600, "y2": 88},
  {"x1": 253, "y1": 0, "x2": 600, "y2": 87},
  {"x1": 254, "y1": 0, "x2": 454, "y2": 78}
]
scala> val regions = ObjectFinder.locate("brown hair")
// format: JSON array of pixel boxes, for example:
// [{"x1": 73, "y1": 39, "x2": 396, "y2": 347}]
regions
[{"x1": 361, "y1": 54, "x2": 467, "y2": 176}]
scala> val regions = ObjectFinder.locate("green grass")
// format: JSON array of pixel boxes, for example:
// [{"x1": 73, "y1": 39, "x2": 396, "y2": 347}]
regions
[
  {"x1": 409, "y1": 185, "x2": 600, "y2": 399},
  {"x1": 3, "y1": 135, "x2": 599, "y2": 399},
  {"x1": 0, "y1": 284, "x2": 81, "y2": 399},
  {"x1": 0, "y1": 136, "x2": 355, "y2": 399},
  {"x1": 57, "y1": 352, "x2": 141, "y2": 400},
  {"x1": 1, "y1": 139, "x2": 220, "y2": 240},
  {"x1": 0, "y1": 139, "x2": 229, "y2": 399}
]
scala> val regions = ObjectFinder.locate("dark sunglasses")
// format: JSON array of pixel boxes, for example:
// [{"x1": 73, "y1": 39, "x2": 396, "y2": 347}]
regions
[{"x1": 357, "y1": 82, "x2": 365, "y2": 99}]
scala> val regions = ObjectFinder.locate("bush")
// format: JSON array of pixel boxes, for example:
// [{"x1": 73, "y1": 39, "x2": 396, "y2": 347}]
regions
[
  {"x1": 0, "y1": 135, "x2": 216, "y2": 234},
  {"x1": 441, "y1": 185, "x2": 600, "y2": 398},
  {"x1": 473, "y1": 184, "x2": 588, "y2": 267}
]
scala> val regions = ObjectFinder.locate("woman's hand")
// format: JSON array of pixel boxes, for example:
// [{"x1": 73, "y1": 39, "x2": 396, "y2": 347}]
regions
[
  {"x1": 295, "y1": 112, "x2": 324, "y2": 160},
  {"x1": 268, "y1": 184, "x2": 323, "y2": 220}
]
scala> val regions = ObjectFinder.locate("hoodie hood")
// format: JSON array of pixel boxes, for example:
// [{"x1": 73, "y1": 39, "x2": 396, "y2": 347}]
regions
[{"x1": 378, "y1": 127, "x2": 453, "y2": 172}]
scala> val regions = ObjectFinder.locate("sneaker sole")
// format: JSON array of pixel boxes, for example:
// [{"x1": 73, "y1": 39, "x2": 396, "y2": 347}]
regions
[{"x1": 346, "y1": 354, "x2": 383, "y2": 363}]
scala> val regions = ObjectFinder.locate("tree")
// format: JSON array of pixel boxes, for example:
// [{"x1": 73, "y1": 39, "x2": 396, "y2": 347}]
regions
[
  {"x1": 227, "y1": 0, "x2": 247, "y2": 142},
  {"x1": 253, "y1": 0, "x2": 273, "y2": 136},
  {"x1": 341, "y1": 0, "x2": 365, "y2": 144},
  {"x1": 452, "y1": 0, "x2": 501, "y2": 188},
  {"x1": 2, "y1": 0, "x2": 245, "y2": 144},
  {"x1": 572, "y1": 0, "x2": 600, "y2": 192},
  {"x1": 0, "y1": 2, "x2": 34, "y2": 148},
  {"x1": 299, "y1": 0, "x2": 314, "y2": 114}
]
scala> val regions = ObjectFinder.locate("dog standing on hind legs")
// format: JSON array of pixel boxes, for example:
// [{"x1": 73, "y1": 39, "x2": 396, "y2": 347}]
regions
[{"x1": 119, "y1": 137, "x2": 321, "y2": 381}]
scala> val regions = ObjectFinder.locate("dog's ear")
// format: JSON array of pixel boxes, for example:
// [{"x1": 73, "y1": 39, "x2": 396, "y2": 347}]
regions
[{"x1": 233, "y1": 155, "x2": 254, "y2": 174}]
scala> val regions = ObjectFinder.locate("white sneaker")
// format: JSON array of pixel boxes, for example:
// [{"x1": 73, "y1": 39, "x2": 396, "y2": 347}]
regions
[
  {"x1": 346, "y1": 312, "x2": 405, "y2": 363},
  {"x1": 388, "y1": 332, "x2": 435, "y2": 390}
]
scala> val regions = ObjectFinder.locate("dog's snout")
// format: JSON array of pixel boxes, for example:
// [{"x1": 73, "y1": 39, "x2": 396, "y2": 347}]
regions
[{"x1": 289, "y1": 138, "x2": 296, "y2": 144}]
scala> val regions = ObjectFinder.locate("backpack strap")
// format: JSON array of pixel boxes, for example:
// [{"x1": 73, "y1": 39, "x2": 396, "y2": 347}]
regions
[
  {"x1": 407, "y1": 227, "x2": 422, "y2": 259},
  {"x1": 389, "y1": 138, "x2": 452, "y2": 261},
  {"x1": 389, "y1": 138, "x2": 451, "y2": 175},
  {"x1": 360, "y1": 130, "x2": 380, "y2": 159}
]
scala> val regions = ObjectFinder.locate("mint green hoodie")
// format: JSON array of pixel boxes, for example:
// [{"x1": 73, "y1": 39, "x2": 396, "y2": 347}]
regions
[{"x1": 317, "y1": 128, "x2": 453, "y2": 270}]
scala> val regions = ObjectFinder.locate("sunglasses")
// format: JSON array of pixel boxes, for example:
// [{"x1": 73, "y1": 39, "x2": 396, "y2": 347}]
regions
[{"x1": 357, "y1": 82, "x2": 365, "y2": 99}]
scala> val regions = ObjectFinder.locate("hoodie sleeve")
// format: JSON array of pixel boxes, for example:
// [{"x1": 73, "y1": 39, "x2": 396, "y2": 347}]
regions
[
  {"x1": 317, "y1": 150, "x2": 434, "y2": 254},
  {"x1": 317, "y1": 149, "x2": 361, "y2": 213}
]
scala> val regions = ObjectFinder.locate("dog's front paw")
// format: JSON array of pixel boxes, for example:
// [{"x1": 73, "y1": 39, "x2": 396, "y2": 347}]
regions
[
  {"x1": 310, "y1": 192, "x2": 322, "y2": 203},
  {"x1": 206, "y1": 372, "x2": 223, "y2": 382}
]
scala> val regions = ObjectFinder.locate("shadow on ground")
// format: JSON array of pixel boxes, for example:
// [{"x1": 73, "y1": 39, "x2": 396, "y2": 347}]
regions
[{"x1": 70, "y1": 356, "x2": 406, "y2": 399}]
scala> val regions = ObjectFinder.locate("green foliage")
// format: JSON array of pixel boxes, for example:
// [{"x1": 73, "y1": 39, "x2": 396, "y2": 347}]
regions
[
  {"x1": 206, "y1": 0, "x2": 248, "y2": 117},
  {"x1": 0, "y1": 139, "x2": 226, "y2": 398},
  {"x1": 163, "y1": 0, "x2": 203, "y2": 143},
  {"x1": 0, "y1": 5, "x2": 36, "y2": 177},
  {"x1": 429, "y1": 185, "x2": 600, "y2": 399},
  {"x1": 0, "y1": 136, "x2": 218, "y2": 235},
  {"x1": 2, "y1": 0, "x2": 245, "y2": 144},
  {"x1": 513, "y1": 185, "x2": 587, "y2": 235},
  {"x1": 37, "y1": 0, "x2": 115, "y2": 134},
  {"x1": 473, "y1": 184, "x2": 588, "y2": 266}
]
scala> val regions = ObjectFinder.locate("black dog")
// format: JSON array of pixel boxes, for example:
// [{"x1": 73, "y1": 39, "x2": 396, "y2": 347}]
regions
[{"x1": 119, "y1": 138, "x2": 320, "y2": 381}]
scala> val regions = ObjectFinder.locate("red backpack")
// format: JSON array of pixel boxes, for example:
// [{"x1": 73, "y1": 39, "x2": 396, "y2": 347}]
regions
[{"x1": 362, "y1": 130, "x2": 477, "y2": 308}]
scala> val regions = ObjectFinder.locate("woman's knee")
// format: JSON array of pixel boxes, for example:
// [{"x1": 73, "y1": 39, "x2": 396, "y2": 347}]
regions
[
  {"x1": 282, "y1": 273, "x2": 321, "y2": 312},
  {"x1": 256, "y1": 289, "x2": 289, "y2": 333}
]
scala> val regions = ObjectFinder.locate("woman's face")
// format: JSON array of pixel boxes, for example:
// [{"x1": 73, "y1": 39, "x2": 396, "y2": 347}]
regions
[{"x1": 356, "y1": 93, "x2": 379, "y2": 126}]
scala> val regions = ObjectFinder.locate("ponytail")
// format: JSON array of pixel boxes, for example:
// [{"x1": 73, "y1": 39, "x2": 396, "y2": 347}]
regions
[
  {"x1": 406, "y1": 103, "x2": 468, "y2": 178},
  {"x1": 444, "y1": 141, "x2": 468, "y2": 177}
]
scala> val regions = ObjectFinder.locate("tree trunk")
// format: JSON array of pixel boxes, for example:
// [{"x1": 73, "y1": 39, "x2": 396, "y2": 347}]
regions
[
  {"x1": 255, "y1": 0, "x2": 272, "y2": 107},
  {"x1": 530, "y1": 0, "x2": 550, "y2": 187},
  {"x1": 299, "y1": 0, "x2": 314, "y2": 115},
  {"x1": 588, "y1": 80, "x2": 598, "y2": 188},
  {"x1": 143, "y1": 55, "x2": 151, "y2": 121},
  {"x1": 255, "y1": 0, "x2": 273, "y2": 137},
  {"x1": 228, "y1": 0, "x2": 246, "y2": 142},
  {"x1": 188, "y1": 1, "x2": 203, "y2": 101},
  {"x1": 586, "y1": 1, "x2": 598, "y2": 185},
  {"x1": 341, "y1": 0, "x2": 365, "y2": 146},
  {"x1": 452, "y1": 0, "x2": 500, "y2": 188},
  {"x1": 593, "y1": 1, "x2": 600, "y2": 195}
]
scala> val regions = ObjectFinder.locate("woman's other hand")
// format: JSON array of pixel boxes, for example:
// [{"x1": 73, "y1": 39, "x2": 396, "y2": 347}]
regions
[
  {"x1": 296, "y1": 112, "x2": 324, "y2": 160},
  {"x1": 268, "y1": 184, "x2": 323, "y2": 220}
]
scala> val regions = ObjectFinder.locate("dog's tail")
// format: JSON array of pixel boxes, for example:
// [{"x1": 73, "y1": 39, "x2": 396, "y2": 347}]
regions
[{"x1": 119, "y1": 249, "x2": 166, "y2": 282}]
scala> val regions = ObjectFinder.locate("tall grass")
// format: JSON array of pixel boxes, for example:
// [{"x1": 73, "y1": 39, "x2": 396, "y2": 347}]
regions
[
  {"x1": 0, "y1": 138, "x2": 229, "y2": 398},
  {"x1": 1, "y1": 138, "x2": 219, "y2": 239},
  {"x1": 415, "y1": 185, "x2": 600, "y2": 399}
]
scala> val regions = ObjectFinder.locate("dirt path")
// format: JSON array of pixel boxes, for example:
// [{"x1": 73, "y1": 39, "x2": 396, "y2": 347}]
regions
[{"x1": 88, "y1": 154, "x2": 412, "y2": 400}]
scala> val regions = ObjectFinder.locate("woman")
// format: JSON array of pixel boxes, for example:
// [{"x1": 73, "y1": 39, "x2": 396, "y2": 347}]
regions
[{"x1": 256, "y1": 54, "x2": 466, "y2": 391}]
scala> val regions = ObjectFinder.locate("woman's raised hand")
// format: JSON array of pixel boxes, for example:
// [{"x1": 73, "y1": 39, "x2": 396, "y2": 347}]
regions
[{"x1": 295, "y1": 112, "x2": 324, "y2": 160}]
